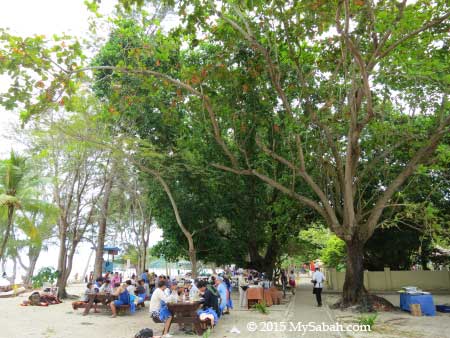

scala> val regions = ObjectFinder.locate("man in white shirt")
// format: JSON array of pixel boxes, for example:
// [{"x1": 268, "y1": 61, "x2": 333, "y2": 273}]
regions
[
  {"x1": 149, "y1": 280, "x2": 173, "y2": 337},
  {"x1": 312, "y1": 268, "x2": 325, "y2": 307},
  {"x1": 238, "y1": 274, "x2": 248, "y2": 308},
  {"x1": 188, "y1": 279, "x2": 199, "y2": 299},
  {"x1": 99, "y1": 279, "x2": 112, "y2": 293}
]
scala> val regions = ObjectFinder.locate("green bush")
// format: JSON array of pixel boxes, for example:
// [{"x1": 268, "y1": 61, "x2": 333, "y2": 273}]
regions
[
  {"x1": 358, "y1": 313, "x2": 378, "y2": 330},
  {"x1": 253, "y1": 301, "x2": 269, "y2": 314},
  {"x1": 31, "y1": 267, "x2": 59, "y2": 289}
]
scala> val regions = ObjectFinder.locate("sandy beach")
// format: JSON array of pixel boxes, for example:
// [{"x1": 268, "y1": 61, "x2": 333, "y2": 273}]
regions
[
  {"x1": 0, "y1": 283, "x2": 294, "y2": 338},
  {"x1": 1, "y1": 282, "x2": 450, "y2": 338}
]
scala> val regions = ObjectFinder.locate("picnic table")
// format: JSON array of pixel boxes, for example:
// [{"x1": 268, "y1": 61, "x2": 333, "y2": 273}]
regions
[
  {"x1": 83, "y1": 293, "x2": 117, "y2": 315},
  {"x1": 247, "y1": 286, "x2": 264, "y2": 309},
  {"x1": 153, "y1": 301, "x2": 208, "y2": 336}
]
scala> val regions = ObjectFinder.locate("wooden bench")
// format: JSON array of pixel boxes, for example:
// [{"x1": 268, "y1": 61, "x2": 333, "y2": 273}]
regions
[{"x1": 117, "y1": 304, "x2": 130, "y2": 315}]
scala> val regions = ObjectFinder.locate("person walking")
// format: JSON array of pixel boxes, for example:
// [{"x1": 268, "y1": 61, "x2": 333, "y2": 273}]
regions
[
  {"x1": 311, "y1": 267, "x2": 325, "y2": 307},
  {"x1": 288, "y1": 270, "x2": 296, "y2": 295},
  {"x1": 280, "y1": 269, "x2": 288, "y2": 297}
]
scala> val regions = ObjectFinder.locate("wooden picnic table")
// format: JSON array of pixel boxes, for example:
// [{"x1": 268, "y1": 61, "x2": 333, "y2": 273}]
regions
[
  {"x1": 83, "y1": 293, "x2": 117, "y2": 315},
  {"x1": 166, "y1": 301, "x2": 206, "y2": 336}
]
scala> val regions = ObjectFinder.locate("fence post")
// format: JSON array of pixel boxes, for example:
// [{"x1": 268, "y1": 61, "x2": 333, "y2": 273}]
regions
[
  {"x1": 384, "y1": 267, "x2": 392, "y2": 291},
  {"x1": 329, "y1": 268, "x2": 338, "y2": 291},
  {"x1": 364, "y1": 270, "x2": 369, "y2": 291}
]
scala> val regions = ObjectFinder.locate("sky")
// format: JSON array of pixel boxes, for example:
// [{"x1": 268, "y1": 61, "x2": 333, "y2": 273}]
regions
[{"x1": 0, "y1": 0, "x2": 163, "y2": 280}]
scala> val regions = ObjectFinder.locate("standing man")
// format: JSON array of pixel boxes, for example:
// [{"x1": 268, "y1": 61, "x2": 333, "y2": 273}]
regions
[
  {"x1": 141, "y1": 269, "x2": 150, "y2": 299},
  {"x1": 238, "y1": 273, "x2": 248, "y2": 308},
  {"x1": 312, "y1": 267, "x2": 326, "y2": 307}
]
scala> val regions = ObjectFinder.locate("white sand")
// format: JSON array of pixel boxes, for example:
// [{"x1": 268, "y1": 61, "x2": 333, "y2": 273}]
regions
[{"x1": 0, "y1": 283, "x2": 293, "y2": 338}]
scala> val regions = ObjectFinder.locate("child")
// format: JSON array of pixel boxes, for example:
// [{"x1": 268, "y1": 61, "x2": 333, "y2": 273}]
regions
[{"x1": 72, "y1": 282, "x2": 98, "y2": 313}]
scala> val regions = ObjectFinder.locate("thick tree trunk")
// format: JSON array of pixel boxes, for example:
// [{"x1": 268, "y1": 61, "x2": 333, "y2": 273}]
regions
[
  {"x1": 0, "y1": 206, "x2": 15, "y2": 261},
  {"x1": 189, "y1": 247, "x2": 197, "y2": 278},
  {"x1": 342, "y1": 238, "x2": 367, "y2": 306}
]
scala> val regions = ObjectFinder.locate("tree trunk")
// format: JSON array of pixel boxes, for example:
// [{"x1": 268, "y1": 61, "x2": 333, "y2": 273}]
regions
[
  {"x1": 81, "y1": 249, "x2": 94, "y2": 284},
  {"x1": 93, "y1": 169, "x2": 114, "y2": 279},
  {"x1": 6, "y1": 256, "x2": 17, "y2": 285},
  {"x1": 56, "y1": 218, "x2": 68, "y2": 298},
  {"x1": 0, "y1": 206, "x2": 15, "y2": 260},
  {"x1": 189, "y1": 247, "x2": 197, "y2": 278},
  {"x1": 342, "y1": 238, "x2": 367, "y2": 306},
  {"x1": 23, "y1": 250, "x2": 40, "y2": 287}
]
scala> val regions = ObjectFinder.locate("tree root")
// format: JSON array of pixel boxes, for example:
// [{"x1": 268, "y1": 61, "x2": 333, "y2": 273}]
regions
[{"x1": 331, "y1": 294, "x2": 396, "y2": 312}]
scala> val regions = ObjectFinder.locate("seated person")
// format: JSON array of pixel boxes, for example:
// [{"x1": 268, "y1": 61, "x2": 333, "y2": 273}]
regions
[
  {"x1": 135, "y1": 280, "x2": 146, "y2": 306},
  {"x1": 99, "y1": 279, "x2": 112, "y2": 293},
  {"x1": 72, "y1": 282, "x2": 98, "y2": 312},
  {"x1": 94, "y1": 277, "x2": 103, "y2": 292},
  {"x1": 126, "y1": 279, "x2": 136, "y2": 294},
  {"x1": 110, "y1": 283, "x2": 130, "y2": 318},
  {"x1": 189, "y1": 279, "x2": 199, "y2": 299},
  {"x1": 196, "y1": 280, "x2": 219, "y2": 329},
  {"x1": 112, "y1": 282, "x2": 121, "y2": 292},
  {"x1": 164, "y1": 280, "x2": 178, "y2": 301},
  {"x1": 149, "y1": 280, "x2": 173, "y2": 336}
]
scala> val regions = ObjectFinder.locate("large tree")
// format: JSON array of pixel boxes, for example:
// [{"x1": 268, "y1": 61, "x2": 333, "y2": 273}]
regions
[{"x1": 2, "y1": 0, "x2": 450, "y2": 307}]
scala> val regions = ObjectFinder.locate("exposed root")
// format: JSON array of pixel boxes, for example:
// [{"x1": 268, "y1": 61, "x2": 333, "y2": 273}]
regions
[{"x1": 331, "y1": 294, "x2": 396, "y2": 312}]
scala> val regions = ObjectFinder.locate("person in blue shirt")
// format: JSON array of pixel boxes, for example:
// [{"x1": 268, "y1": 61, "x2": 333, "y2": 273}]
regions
[
  {"x1": 141, "y1": 270, "x2": 149, "y2": 283},
  {"x1": 141, "y1": 270, "x2": 150, "y2": 299},
  {"x1": 214, "y1": 277, "x2": 227, "y2": 316},
  {"x1": 110, "y1": 283, "x2": 130, "y2": 318}
]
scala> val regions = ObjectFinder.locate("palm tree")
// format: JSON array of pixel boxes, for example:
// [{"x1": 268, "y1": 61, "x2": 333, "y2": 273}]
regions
[
  {"x1": 15, "y1": 201, "x2": 58, "y2": 286},
  {"x1": 0, "y1": 151, "x2": 27, "y2": 261}
]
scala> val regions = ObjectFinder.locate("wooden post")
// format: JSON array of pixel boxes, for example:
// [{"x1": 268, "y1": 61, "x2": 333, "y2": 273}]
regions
[{"x1": 384, "y1": 267, "x2": 392, "y2": 291}]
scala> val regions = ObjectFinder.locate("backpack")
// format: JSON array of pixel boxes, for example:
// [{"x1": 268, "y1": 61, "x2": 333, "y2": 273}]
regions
[{"x1": 134, "y1": 328, "x2": 153, "y2": 338}]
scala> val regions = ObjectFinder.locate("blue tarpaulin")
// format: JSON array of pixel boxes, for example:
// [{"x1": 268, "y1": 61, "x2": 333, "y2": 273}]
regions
[{"x1": 400, "y1": 293, "x2": 435, "y2": 316}]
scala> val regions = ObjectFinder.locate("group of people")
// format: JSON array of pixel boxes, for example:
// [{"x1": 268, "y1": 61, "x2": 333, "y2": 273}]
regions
[
  {"x1": 149, "y1": 275, "x2": 233, "y2": 337},
  {"x1": 73, "y1": 273, "x2": 148, "y2": 317},
  {"x1": 75, "y1": 265, "x2": 325, "y2": 337}
]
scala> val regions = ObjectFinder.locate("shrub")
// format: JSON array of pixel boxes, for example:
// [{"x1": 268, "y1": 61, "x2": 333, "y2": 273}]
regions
[
  {"x1": 253, "y1": 301, "x2": 269, "y2": 314},
  {"x1": 358, "y1": 313, "x2": 378, "y2": 330},
  {"x1": 31, "y1": 267, "x2": 59, "y2": 289}
]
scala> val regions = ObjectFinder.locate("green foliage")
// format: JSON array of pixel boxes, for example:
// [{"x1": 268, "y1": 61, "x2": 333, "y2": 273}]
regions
[
  {"x1": 31, "y1": 267, "x2": 59, "y2": 289},
  {"x1": 321, "y1": 236, "x2": 346, "y2": 271},
  {"x1": 202, "y1": 328, "x2": 211, "y2": 338},
  {"x1": 253, "y1": 301, "x2": 269, "y2": 315},
  {"x1": 358, "y1": 313, "x2": 378, "y2": 330}
]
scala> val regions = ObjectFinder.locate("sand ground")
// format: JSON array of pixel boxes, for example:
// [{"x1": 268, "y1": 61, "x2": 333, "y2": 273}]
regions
[
  {"x1": 1, "y1": 280, "x2": 449, "y2": 338},
  {"x1": 0, "y1": 283, "x2": 294, "y2": 338}
]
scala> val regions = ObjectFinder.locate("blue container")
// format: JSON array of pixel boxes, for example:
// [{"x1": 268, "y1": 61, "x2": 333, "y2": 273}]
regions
[{"x1": 436, "y1": 305, "x2": 450, "y2": 313}]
